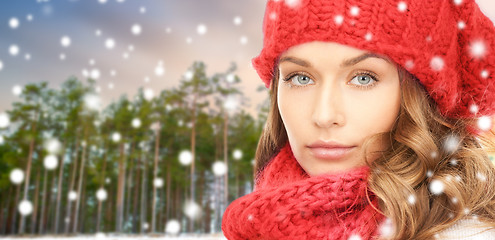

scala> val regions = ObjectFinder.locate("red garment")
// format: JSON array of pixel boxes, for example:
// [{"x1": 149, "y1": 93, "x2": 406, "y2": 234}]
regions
[
  {"x1": 222, "y1": 143, "x2": 384, "y2": 240},
  {"x1": 252, "y1": 0, "x2": 495, "y2": 119}
]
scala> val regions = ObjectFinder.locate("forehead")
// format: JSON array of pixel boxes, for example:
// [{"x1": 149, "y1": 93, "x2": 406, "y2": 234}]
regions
[{"x1": 278, "y1": 41, "x2": 393, "y2": 68}]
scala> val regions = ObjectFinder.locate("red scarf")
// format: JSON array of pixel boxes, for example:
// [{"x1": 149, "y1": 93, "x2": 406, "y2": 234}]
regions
[{"x1": 222, "y1": 143, "x2": 385, "y2": 240}]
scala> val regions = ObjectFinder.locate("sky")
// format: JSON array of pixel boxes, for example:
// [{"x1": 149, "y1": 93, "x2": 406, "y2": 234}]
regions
[{"x1": 0, "y1": 0, "x2": 494, "y2": 118}]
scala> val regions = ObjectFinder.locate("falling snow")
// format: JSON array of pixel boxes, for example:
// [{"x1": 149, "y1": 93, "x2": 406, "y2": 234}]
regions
[
  {"x1": 407, "y1": 194, "x2": 416, "y2": 205},
  {"x1": 284, "y1": 0, "x2": 301, "y2": 8},
  {"x1": 96, "y1": 188, "x2": 108, "y2": 201},
  {"x1": 105, "y1": 38, "x2": 115, "y2": 49},
  {"x1": 430, "y1": 56, "x2": 445, "y2": 71},
  {"x1": 350, "y1": 6, "x2": 360, "y2": 16},
  {"x1": 43, "y1": 155, "x2": 58, "y2": 170},
  {"x1": 197, "y1": 24, "x2": 207, "y2": 35},
  {"x1": 233, "y1": 16, "x2": 242, "y2": 25},
  {"x1": 179, "y1": 150, "x2": 193, "y2": 165},
  {"x1": 397, "y1": 2, "x2": 407, "y2": 12},
  {"x1": 9, "y1": 44, "x2": 20, "y2": 56},
  {"x1": 143, "y1": 88, "x2": 154, "y2": 101},
  {"x1": 0, "y1": 112, "x2": 10, "y2": 128},
  {"x1": 443, "y1": 134, "x2": 460, "y2": 154},
  {"x1": 61, "y1": 36, "x2": 71, "y2": 47},
  {"x1": 12, "y1": 85, "x2": 22, "y2": 96},
  {"x1": 112, "y1": 132, "x2": 121, "y2": 142},
  {"x1": 212, "y1": 161, "x2": 227, "y2": 176},
  {"x1": 477, "y1": 116, "x2": 492, "y2": 131},
  {"x1": 18, "y1": 200, "x2": 33, "y2": 216},
  {"x1": 9, "y1": 17, "x2": 19, "y2": 29},
  {"x1": 458, "y1": 21, "x2": 466, "y2": 30},
  {"x1": 9, "y1": 168, "x2": 24, "y2": 184},
  {"x1": 334, "y1": 15, "x2": 344, "y2": 26},
  {"x1": 469, "y1": 40, "x2": 487, "y2": 59},
  {"x1": 429, "y1": 179, "x2": 445, "y2": 195},
  {"x1": 131, "y1": 24, "x2": 142, "y2": 35},
  {"x1": 154, "y1": 178, "x2": 164, "y2": 188}
]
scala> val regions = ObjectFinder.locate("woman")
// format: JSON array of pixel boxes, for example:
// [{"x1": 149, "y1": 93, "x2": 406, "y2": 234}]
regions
[{"x1": 222, "y1": 0, "x2": 495, "y2": 239}]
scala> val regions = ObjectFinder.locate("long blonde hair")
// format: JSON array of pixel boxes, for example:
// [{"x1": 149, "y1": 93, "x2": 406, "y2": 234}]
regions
[{"x1": 254, "y1": 66, "x2": 495, "y2": 239}]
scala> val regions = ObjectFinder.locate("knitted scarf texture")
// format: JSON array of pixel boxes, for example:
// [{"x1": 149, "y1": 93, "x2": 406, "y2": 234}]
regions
[{"x1": 222, "y1": 143, "x2": 384, "y2": 240}]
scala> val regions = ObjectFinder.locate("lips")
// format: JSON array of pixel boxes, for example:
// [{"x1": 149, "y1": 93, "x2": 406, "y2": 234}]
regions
[{"x1": 307, "y1": 140, "x2": 356, "y2": 160}]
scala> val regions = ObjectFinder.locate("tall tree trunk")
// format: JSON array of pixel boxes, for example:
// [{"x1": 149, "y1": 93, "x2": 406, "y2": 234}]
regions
[
  {"x1": 73, "y1": 131, "x2": 88, "y2": 233},
  {"x1": 165, "y1": 161, "x2": 171, "y2": 225},
  {"x1": 132, "y1": 157, "x2": 141, "y2": 233},
  {"x1": 140, "y1": 154, "x2": 148, "y2": 234},
  {"x1": 78, "y1": 172, "x2": 87, "y2": 233},
  {"x1": 10, "y1": 184, "x2": 21, "y2": 234},
  {"x1": 124, "y1": 152, "x2": 134, "y2": 232},
  {"x1": 190, "y1": 93, "x2": 197, "y2": 233},
  {"x1": 45, "y1": 172, "x2": 57, "y2": 234},
  {"x1": 38, "y1": 169, "x2": 48, "y2": 234},
  {"x1": 65, "y1": 136, "x2": 80, "y2": 233},
  {"x1": 54, "y1": 139, "x2": 68, "y2": 233},
  {"x1": 1, "y1": 186, "x2": 13, "y2": 234},
  {"x1": 19, "y1": 112, "x2": 38, "y2": 234},
  {"x1": 223, "y1": 111, "x2": 229, "y2": 214},
  {"x1": 30, "y1": 170, "x2": 41, "y2": 234},
  {"x1": 151, "y1": 123, "x2": 161, "y2": 233},
  {"x1": 96, "y1": 145, "x2": 107, "y2": 233},
  {"x1": 115, "y1": 143, "x2": 126, "y2": 232}
]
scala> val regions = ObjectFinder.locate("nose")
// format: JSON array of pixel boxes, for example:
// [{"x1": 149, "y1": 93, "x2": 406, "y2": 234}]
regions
[{"x1": 312, "y1": 82, "x2": 345, "y2": 128}]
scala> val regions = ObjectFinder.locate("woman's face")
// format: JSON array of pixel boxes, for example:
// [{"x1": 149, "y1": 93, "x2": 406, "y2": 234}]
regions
[{"x1": 277, "y1": 41, "x2": 401, "y2": 176}]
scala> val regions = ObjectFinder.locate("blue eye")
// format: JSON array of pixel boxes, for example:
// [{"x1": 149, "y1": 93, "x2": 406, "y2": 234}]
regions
[
  {"x1": 284, "y1": 74, "x2": 314, "y2": 87},
  {"x1": 349, "y1": 72, "x2": 378, "y2": 88}
]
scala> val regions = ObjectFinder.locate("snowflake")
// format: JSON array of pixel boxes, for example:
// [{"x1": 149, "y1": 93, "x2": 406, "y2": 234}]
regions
[
  {"x1": 469, "y1": 40, "x2": 487, "y2": 59},
  {"x1": 105, "y1": 38, "x2": 115, "y2": 49},
  {"x1": 481, "y1": 70, "x2": 489, "y2": 79},
  {"x1": 364, "y1": 32, "x2": 372, "y2": 41},
  {"x1": 12, "y1": 85, "x2": 22, "y2": 96},
  {"x1": 404, "y1": 60, "x2": 414, "y2": 70},
  {"x1": 469, "y1": 104, "x2": 479, "y2": 114},
  {"x1": 429, "y1": 179, "x2": 444, "y2": 195},
  {"x1": 144, "y1": 88, "x2": 154, "y2": 101},
  {"x1": 407, "y1": 194, "x2": 416, "y2": 205},
  {"x1": 453, "y1": 0, "x2": 463, "y2": 6},
  {"x1": 348, "y1": 234, "x2": 362, "y2": 240},
  {"x1": 397, "y1": 2, "x2": 407, "y2": 12},
  {"x1": 18, "y1": 200, "x2": 33, "y2": 216},
  {"x1": 443, "y1": 133, "x2": 460, "y2": 154},
  {"x1": 212, "y1": 161, "x2": 227, "y2": 176},
  {"x1": 269, "y1": 12, "x2": 277, "y2": 20},
  {"x1": 61, "y1": 36, "x2": 71, "y2": 47},
  {"x1": 457, "y1": 21, "x2": 466, "y2": 30},
  {"x1": 9, "y1": 17, "x2": 19, "y2": 29},
  {"x1": 165, "y1": 219, "x2": 181, "y2": 234},
  {"x1": 430, "y1": 56, "x2": 445, "y2": 71},
  {"x1": 234, "y1": 16, "x2": 242, "y2": 25},
  {"x1": 350, "y1": 6, "x2": 360, "y2": 16},
  {"x1": 131, "y1": 24, "x2": 142, "y2": 35},
  {"x1": 284, "y1": 0, "x2": 301, "y2": 8},
  {"x1": 477, "y1": 116, "x2": 492, "y2": 131},
  {"x1": 9, "y1": 45, "x2": 20, "y2": 56},
  {"x1": 334, "y1": 15, "x2": 344, "y2": 25},
  {"x1": 111, "y1": 132, "x2": 121, "y2": 142},
  {"x1": 43, "y1": 155, "x2": 58, "y2": 170},
  {"x1": 197, "y1": 24, "x2": 207, "y2": 35},
  {"x1": 0, "y1": 60, "x2": 3, "y2": 71}
]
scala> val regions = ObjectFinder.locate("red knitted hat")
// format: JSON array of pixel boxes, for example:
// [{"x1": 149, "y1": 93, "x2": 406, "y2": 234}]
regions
[{"x1": 252, "y1": 0, "x2": 495, "y2": 119}]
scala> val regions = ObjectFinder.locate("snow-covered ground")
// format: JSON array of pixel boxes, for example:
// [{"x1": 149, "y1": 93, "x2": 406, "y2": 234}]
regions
[{"x1": 0, "y1": 233, "x2": 227, "y2": 240}]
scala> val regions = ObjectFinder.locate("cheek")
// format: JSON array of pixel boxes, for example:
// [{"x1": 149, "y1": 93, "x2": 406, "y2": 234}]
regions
[
  {"x1": 277, "y1": 89, "x2": 311, "y2": 139},
  {"x1": 351, "y1": 87, "x2": 400, "y2": 134}
]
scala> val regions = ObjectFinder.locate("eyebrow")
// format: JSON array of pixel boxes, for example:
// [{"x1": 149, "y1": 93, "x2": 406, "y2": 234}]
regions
[{"x1": 278, "y1": 52, "x2": 392, "y2": 68}]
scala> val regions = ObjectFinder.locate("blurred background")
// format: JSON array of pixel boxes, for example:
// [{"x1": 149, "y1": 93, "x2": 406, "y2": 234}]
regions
[{"x1": 0, "y1": 0, "x2": 494, "y2": 238}]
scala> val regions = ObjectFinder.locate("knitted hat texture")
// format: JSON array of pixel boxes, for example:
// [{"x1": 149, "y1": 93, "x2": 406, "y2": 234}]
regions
[
  {"x1": 221, "y1": 143, "x2": 384, "y2": 239},
  {"x1": 252, "y1": 0, "x2": 495, "y2": 119}
]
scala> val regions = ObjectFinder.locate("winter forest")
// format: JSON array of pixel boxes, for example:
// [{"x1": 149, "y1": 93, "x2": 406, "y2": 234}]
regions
[{"x1": 0, "y1": 59, "x2": 267, "y2": 238}]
